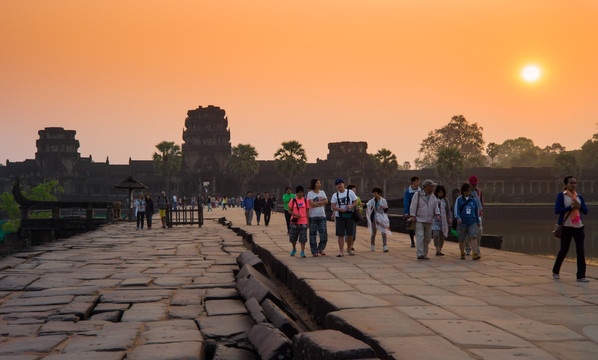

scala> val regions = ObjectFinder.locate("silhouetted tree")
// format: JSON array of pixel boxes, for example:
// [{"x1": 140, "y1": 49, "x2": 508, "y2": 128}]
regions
[
  {"x1": 153, "y1": 141, "x2": 182, "y2": 194},
  {"x1": 228, "y1": 144, "x2": 259, "y2": 191},
  {"x1": 552, "y1": 152, "x2": 580, "y2": 181},
  {"x1": 434, "y1": 147, "x2": 464, "y2": 201},
  {"x1": 486, "y1": 142, "x2": 499, "y2": 165},
  {"x1": 370, "y1": 148, "x2": 398, "y2": 197},
  {"x1": 274, "y1": 141, "x2": 307, "y2": 187},
  {"x1": 579, "y1": 132, "x2": 598, "y2": 169},
  {"x1": 416, "y1": 115, "x2": 486, "y2": 169}
]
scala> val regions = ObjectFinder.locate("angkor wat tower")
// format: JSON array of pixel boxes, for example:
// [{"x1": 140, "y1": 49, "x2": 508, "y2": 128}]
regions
[{"x1": 181, "y1": 105, "x2": 232, "y2": 193}]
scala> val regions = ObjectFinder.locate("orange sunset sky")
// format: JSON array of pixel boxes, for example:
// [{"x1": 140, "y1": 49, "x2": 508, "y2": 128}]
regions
[{"x1": 1, "y1": 0, "x2": 597, "y2": 167}]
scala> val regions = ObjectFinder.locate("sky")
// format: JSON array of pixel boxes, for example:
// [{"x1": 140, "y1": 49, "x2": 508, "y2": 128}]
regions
[{"x1": 1, "y1": 0, "x2": 597, "y2": 167}]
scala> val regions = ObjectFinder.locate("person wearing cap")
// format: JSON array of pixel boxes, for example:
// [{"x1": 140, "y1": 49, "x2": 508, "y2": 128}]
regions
[
  {"x1": 409, "y1": 179, "x2": 438, "y2": 260},
  {"x1": 330, "y1": 178, "x2": 358, "y2": 257},
  {"x1": 466, "y1": 175, "x2": 484, "y2": 255},
  {"x1": 403, "y1": 176, "x2": 421, "y2": 248},
  {"x1": 241, "y1": 191, "x2": 254, "y2": 225},
  {"x1": 455, "y1": 183, "x2": 481, "y2": 260}
]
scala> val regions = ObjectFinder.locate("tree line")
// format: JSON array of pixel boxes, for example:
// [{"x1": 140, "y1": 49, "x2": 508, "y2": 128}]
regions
[{"x1": 152, "y1": 116, "x2": 598, "y2": 195}]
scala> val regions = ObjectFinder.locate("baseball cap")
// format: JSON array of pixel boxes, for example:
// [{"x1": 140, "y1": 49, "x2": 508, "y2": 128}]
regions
[{"x1": 334, "y1": 178, "x2": 344, "y2": 185}]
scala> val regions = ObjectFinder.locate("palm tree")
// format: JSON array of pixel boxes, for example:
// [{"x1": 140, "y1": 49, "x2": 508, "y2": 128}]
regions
[
  {"x1": 274, "y1": 140, "x2": 307, "y2": 187},
  {"x1": 228, "y1": 144, "x2": 259, "y2": 191},
  {"x1": 153, "y1": 141, "x2": 182, "y2": 194},
  {"x1": 371, "y1": 148, "x2": 398, "y2": 197}
]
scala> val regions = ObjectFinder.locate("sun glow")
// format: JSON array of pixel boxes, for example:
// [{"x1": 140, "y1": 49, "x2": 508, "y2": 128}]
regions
[{"x1": 522, "y1": 65, "x2": 542, "y2": 82}]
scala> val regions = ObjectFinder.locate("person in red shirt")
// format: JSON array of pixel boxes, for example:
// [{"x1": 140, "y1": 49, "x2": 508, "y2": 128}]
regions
[{"x1": 288, "y1": 185, "x2": 309, "y2": 258}]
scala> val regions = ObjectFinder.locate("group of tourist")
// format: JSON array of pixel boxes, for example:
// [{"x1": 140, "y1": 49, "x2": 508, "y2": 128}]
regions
[
  {"x1": 136, "y1": 173, "x2": 590, "y2": 283},
  {"x1": 241, "y1": 191, "x2": 275, "y2": 226},
  {"x1": 133, "y1": 191, "x2": 170, "y2": 230}
]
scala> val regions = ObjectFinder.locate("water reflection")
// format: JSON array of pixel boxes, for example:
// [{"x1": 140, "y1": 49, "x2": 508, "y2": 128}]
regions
[{"x1": 483, "y1": 205, "x2": 597, "y2": 261}]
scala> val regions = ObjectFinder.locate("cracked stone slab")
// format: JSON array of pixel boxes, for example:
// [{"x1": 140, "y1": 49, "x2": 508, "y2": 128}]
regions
[
  {"x1": 3, "y1": 295, "x2": 74, "y2": 307},
  {"x1": 420, "y1": 319, "x2": 533, "y2": 348},
  {"x1": 0, "y1": 275, "x2": 40, "y2": 291},
  {"x1": 169, "y1": 305, "x2": 204, "y2": 319},
  {"x1": 486, "y1": 318, "x2": 585, "y2": 341},
  {"x1": 0, "y1": 324, "x2": 40, "y2": 337},
  {"x1": 170, "y1": 289, "x2": 205, "y2": 305},
  {"x1": 197, "y1": 314, "x2": 253, "y2": 339},
  {"x1": 141, "y1": 319, "x2": 203, "y2": 344},
  {"x1": 537, "y1": 341, "x2": 598, "y2": 360},
  {"x1": 100, "y1": 289, "x2": 173, "y2": 303},
  {"x1": 205, "y1": 299, "x2": 247, "y2": 316},
  {"x1": 127, "y1": 341, "x2": 202, "y2": 360},
  {"x1": 469, "y1": 347, "x2": 558, "y2": 360},
  {"x1": 0, "y1": 334, "x2": 68, "y2": 354},
  {"x1": 121, "y1": 302, "x2": 168, "y2": 322},
  {"x1": 43, "y1": 352, "x2": 126, "y2": 360},
  {"x1": 119, "y1": 278, "x2": 153, "y2": 287},
  {"x1": 325, "y1": 307, "x2": 432, "y2": 340},
  {"x1": 62, "y1": 323, "x2": 141, "y2": 352},
  {"x1": 374, "y1": 336, "x2": 473, "y2": 360}
]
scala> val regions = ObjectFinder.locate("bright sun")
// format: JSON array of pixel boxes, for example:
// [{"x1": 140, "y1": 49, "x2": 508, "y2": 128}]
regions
[{"x1": 522, "y1": 65, "x2": 542, "y2": 82}]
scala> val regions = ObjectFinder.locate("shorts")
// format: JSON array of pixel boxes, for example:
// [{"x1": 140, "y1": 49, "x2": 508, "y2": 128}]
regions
[
  {"x1": 159, "y1": 209, "x2": 166, "y2": 218},
  {"x1": 289, "y1": 224, "x2": 308, "y2": 244},
  {"x1": 457, "y1": 223, "x2": 477, "y2": 241},
  {"x1": 335, "y1": 217, "x2": 354, "y2": 237}
]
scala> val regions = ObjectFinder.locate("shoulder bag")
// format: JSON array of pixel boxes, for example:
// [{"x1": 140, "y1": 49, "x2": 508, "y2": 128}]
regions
[
  {"x1": 406, "y1": 192, "x2": 419, "y2": 231},
  {"x1": 552, "y1": 211, "x2": 571, "y2": 239}
]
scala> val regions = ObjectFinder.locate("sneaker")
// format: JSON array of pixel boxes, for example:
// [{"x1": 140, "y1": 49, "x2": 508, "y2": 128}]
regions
[
  {"x1": 318, "y1": 250, "x2": 326, "y2": 256},
  {"x1": 300, "y1": 251, "x2": 306, "y2": 258},
  {"x1": 552, "y1": 273, "x2": 560, "y2": 280},
  {"x1": 466, "y1": 250, "x2": 470, "y2": 256},
  {"x1": 312, "y1": 253, "x2": 319, "y2": 257},
  {"x1": 472, "y1": 253, "x2": 481, "y2": 260},
  {"x1": 417, "y1": 256, "x2": 429, "y2": 260},
  {"x1": 336, "y1": 254, "x2": 343, "y2": 257},
  {"x1": 460, "y1": 253, "x2": 466, "y2": 260},
  {"x1": 371, "y1": 245, "x2": 375, "y2": 251},
  {"x1": 290, "y1": 249, "x2": 296, "y2": 256},
  {"x1": 577, "y1": 278, "x2": 590, "y2": 282},
  {"x1": 410, "y1": 243, "x2": 415, "y2": 248},
  {"x1": 351, "y1": 247, "x2": 355, "y2": 251},
  {"x1": 383, "y1": 245, "x2": 388, "y2": 252}
]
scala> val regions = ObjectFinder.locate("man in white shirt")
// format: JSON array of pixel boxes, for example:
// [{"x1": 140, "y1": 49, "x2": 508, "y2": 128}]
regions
[
  {"x1": 330, "y1": 178, "x2": 358, "y2": 257},
  {"x1": 409, "y1": 179, "x2": 438, "y2": 260}
]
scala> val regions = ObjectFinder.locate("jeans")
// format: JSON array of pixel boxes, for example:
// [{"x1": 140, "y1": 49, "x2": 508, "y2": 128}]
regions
[
  {"x1": 309, "y1": 216, "x2": 328, "y2": 255},
  {"x1": 255, "y1": 209, "x2": 262, "y2": 224},
  {"x1": 553, "y1": 226, "x2": 586, "y2": 279},
  {"x1": 136, "y1": 212, "x2": 145, "y2": 229},
  {"x1": 245, "y1": 209, "x2": 253, "y2": 225},
  {"x1": 146, "y1": 212, "x2": 153, "y2": 229},
  {"x1": 264, "y1": 210, "x2": 271, "y2": 226}
]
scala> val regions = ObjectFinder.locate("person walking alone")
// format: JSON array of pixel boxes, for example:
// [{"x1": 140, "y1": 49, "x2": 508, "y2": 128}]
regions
[
  {"x1": 156, "y1": 191, "x2": 169, "y2": 228},
  {"x1": 263, "y1": 192, "x2": 274, "y2": 226},
  {"x1": 552, "y1": 176, "x2": 589, "y2": 282},
  {"x1": 366, "y1": 186, "x2": 391, "y2": 252},
  {"x1": 134, "y1": 194, "x2": 146, "y2": 230},
  {"x1": 145, "y1": 193, "x2": 154, "y2": 230}
]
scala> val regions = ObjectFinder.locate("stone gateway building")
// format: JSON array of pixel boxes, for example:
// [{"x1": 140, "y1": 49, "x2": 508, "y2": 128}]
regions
[{"x1": 1, "y1": 106, "x2": 597, "y2": 207}]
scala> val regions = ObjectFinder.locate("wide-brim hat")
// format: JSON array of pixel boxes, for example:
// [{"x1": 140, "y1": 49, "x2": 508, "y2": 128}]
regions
[{"x1": 422, "y1": 179, "x2": 437, "y2": 187}]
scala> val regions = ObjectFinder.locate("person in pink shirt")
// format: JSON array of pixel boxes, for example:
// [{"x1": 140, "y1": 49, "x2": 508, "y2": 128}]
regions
[{"x1": 288, "y1": 185, "x2": 309, "y2": 258}]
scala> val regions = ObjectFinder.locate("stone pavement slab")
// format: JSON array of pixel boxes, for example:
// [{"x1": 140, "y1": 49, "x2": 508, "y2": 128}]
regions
[
  {"x1": 127, "y1": 342, "x2": 203, "y2": 360},
  {"x1": 374, "y1": 336, "x2": 473, "y2": 360},
  {"x1": 0, "y1": 334, "x2": 68, "y2": 354}
]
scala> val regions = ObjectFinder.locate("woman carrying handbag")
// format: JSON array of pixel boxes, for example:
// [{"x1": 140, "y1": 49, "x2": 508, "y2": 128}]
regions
[{"x1": 552, "y1": 176, "x2": 589, "y2": 282}]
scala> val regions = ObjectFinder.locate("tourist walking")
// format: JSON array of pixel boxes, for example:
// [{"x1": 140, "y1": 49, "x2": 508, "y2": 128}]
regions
[
  {"x1": 409, "y1": 179, "x2": 437, "y2": 260},
  {"x1": 432, "y1": 185, "x2": 452, "y2": 256},
  {"x1": 307, "y1": 178, "x2": 328, "y2": 256},
  {"x1": 134, "y1": 194, "x2": 146, "y2": 230},
  {"x1": 454, "y1": 183, "x2": 481, "y2": 260},
  {"x1": 552, "y1": 176, "x2": 589, "y2": 282},
  {"x1": 172, "y1": 193, "x2": 178, "y2": 210},
  {"x1": 403, "y1": 176, "x2": 421, "y2": 248},
  {"x1": 156, "y1": 191, "x2": 169, "y2": 228},
  {"x1": 347, "y1": 184, "x2": 362, "y2": 251},
  {"x1": 263, "y1": 192, "x2": 275, "y2": 226},
  {"x1": 288, "y1": 186, "x2": 309, "y2": 258},
  {"x1": 241, "y1": 191, "x2": 254, "y2": 225},
  {"x1": 466, "y1": 175, "x2": 484, "y2": 255},
  {"x1": 283, "y1": 187, "x2": 296, "y2": 234},
  {"x1": 254, "y1": 193, "x2": 264, "y2": 225},
  {"x1": 145, "y1": 193, "x2": 154, "y2": 230},
  {"x1": 206, "y1": 196, "x2": 212, "y2": 211},
  {"x1": 222, "y1": 196, "x2": 227, "y2": 210},
  {"x1": 366, "y1": 186, "x2": 391, "y2": 252},
  {"x1": 330, "y1": 178, "x2": 358, "y2": 257}
]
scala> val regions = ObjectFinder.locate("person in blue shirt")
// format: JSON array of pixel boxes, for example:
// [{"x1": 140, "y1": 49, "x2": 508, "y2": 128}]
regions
[
  {"x1": 552, "y1": 176, "x2": 589, "y2": 282},
  {"x1": 454, "y1": 183, "x2": 481, "y2": 260},
  {"x1": 403, "y1": 176, "x2": 420, "y2": 248},
  {"x1": 241, "y1": 191, "x2": 255, "y2": 225}
]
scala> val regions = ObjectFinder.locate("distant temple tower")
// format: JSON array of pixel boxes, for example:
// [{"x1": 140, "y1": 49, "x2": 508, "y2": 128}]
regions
[
  {"x1": 35, "y1": 127, "x2": 81, "y2": 178},
  {"x1": 181, "y1": 105, "x2": 232, "y2": 193}
]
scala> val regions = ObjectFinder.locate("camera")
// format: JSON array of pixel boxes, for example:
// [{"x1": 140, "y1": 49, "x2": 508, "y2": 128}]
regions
[{"x1": 290, "y1": 217, "x2": 299, "y2": 224}]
